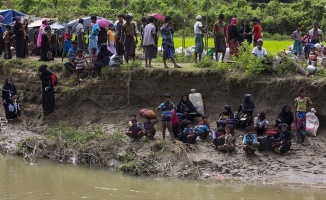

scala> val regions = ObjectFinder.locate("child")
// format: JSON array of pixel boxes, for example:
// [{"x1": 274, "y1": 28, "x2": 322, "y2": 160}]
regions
[
  {"x1": 128, "y1": 114, "x2": 141, "y2": 128},
  {"x1": 107, "y1": 24, "x2": 116, "y2": 55},
  {"x1": 217, "y1": 105, "x2": 233, "y2": 127},
  {"x1": 294, "y1": 87, "x2": 313, "y2": 145},
  {"x1": 6, "y1": 95, "x2": 21, "y2": 120},
  {"x1": 217, "y1": 126, "x2": 234, "y2": 153},
  {"x1": 22, "y1": 18, "x2": 28, "y2": 40},
  {"x1": 308, "y1": 46, "x2": 318, "y2": 66},
  {"x1": 3, "y1": 25, "x2": 13, "y2": 59},
  {"x1": 180, "y1": 120, "x2": 197, "y2": 144},
  {"x1": 242, "y1": 126, "x2": 260, "y2": 154},
  {"x1": 88, "y1": 47, "x2": 97, "y2": 79},
  {"x1": 143, "y1": 118, "x2": 157, "y2": 139},
  {"x1": 195, "y1": 114, "x2": 211, "y2": 139},
  {"x1": 157, "y1": 93, "x2": 176, "y2": 142},
  {"x1": 75, "y1": 49, "x2": 88, "y2": 82},
  {"x1": 212, "y1": 126, "x2": 225, "y2": 147},
  {"x1": 62, "y1": 26, "x2": 73, "y2": 61},
  {"x1": 125, "y1": 119, "x2": 145, "y2": 139},
  {"x1": 253, "y1": 111, "x2": 269, "y2": 136},
  {"x1": 272, "y1": 123, "x2": 292, "y2": 156}
]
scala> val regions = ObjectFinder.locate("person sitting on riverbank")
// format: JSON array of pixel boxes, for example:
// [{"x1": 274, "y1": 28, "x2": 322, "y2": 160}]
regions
[
  {"x1": 275, "y1": 105, "x2": 294, "y2": 130},
  {"x1": 308, "y1": 46, "x2": 318, "y2": 66},
  {"x1": 157, "y1": 93, "x2": 176, "y2": 142},
  {"x1": 217, "y1": 126, "x2": 234, "y2": 154},
  {"x1": 272, "y1": 123, "x2": 292, "y2": 156},
  {"x1": 216, "y1": 105, "x2": 234, "y2": 128},
  {"x1": 125, "y1": 119, "x2": 145, "y2": 139},
  {"x1": 180, "y1": 120, "x2": 197, "y2": 144},
  {"x1": 254, "y1": 111, "x2": 269, "y2": 136},
  {"x1": 195, "y1": 114, "x2": 211, "y2": 139},
  {"x1": 176, "y1": 94, "x2": 196, "y2": 121},
  {"x1": 243, "y1": 126, "x2": 260, "y2": 154},
  {"x1": 144, "y1": 118, "x2": 157, "y2": 139},
  {"x1": 128, "y1": 114, "x2": 141, "y2": 128},
  {"x1": 64, "y1": 41, "x2": 79, "y2": 74}
]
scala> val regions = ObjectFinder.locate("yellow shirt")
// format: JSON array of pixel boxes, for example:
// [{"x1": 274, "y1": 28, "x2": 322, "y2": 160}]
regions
[{"x1": 107, "y1": 30, "x2": 115, "y2": 42}]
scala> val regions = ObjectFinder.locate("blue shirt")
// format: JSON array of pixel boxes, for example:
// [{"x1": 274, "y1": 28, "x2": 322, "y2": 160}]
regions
[
  {"x1": 160, "y1": 25, "x2": 173, "y2": 41},
  {"x1": 90, "y1": 23, "x2": 99, "y2": 39},
  {"x1": 158, "y1": 102, "x2": 175, "y2": 117},
  {"x1": 68, "y1": 47, "x2": 79, "y2": 61},
  {"x1": 183, "y1": 127, "x2": 195, "y2": 134},
  {"x1": 243, "y1": 134, "x2": 257, "y2": 145}
]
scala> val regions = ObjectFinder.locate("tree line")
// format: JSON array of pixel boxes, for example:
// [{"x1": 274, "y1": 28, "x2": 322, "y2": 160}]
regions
[{"x1": 1, "y1": 0, "x2": 325, "y2": 36}]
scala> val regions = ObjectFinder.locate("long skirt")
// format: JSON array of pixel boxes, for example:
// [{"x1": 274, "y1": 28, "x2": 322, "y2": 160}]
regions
[
  {"x1": 162, "y1": 42, "x2": 174, "y2": 59},
  {"x1": 42, "y1": 86, "x2": 55, "y2": 115},
  {"x1": 115, "y1": 37, "x2": 124, "y2": 56},
  {"x1": 296, "y1": 111, "x2": 306, "y2": 136},
  {"x1": 107, "y1": 41, "x2": 116, "y2": 55},
  {"x1": 214, "y1": 35, "x2": 226, "y2": 52},
  {"x1": 195, "y1": 34, "x2": 204, "y2": 53},
  {"x1": 124, "y1": 35, "x2": 136, "y2": 56},
  {"x1": 229, "y1": 39, "x2": 240, "y2": 56},
  {"x1": 144, "y1": 45, "x2": 157, "y2": 59},
  {"x1": 292, "y1": 40, "x2": 302, "y2": 55},
  {"x1": 40, "y1": 36, "x2": 52, "y2": 61},
  {"x1": 88, "y1": 37, "x2": 98, "y2": 54},
  {"x1": 15, "y1": 36, "x2": 25, "y2": 58},
  {"x1": 77, "y1": 31, "x2": 85, "y2": 52}
]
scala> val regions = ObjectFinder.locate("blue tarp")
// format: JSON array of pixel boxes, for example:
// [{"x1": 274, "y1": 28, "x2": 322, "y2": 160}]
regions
[{"x1": 0, "y1": 9, "x2": 26, "y2": 32}]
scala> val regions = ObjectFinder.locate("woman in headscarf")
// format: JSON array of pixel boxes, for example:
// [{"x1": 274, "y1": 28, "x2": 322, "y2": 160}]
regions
[
  {"x1": 176, "y1": 94, "x2": 196, "y2": 121},
  {"x1": 97, "y1": 27, "x2": 108, "y2": 48},
  {"x1": 13, "y1": 17, "x2": 26, "y2": 58},
  {"x1": 76, "y1": 18, "x2": 85, "y2": 51},
  {"x1": 239, "y1": 19, "x2": 252, "y2": 45},
  {"x1": 275, "y1": 105, "x2": 294, "y2": 129},
  {"x1": 37, "y1": 19, "x2": 51, "y2": 61},
  {"x1": 94, "y1": 43, "x2": 112, "y2": 78},
  {"x1": 2, "y1": 78, "x2": 20, "y2": 120},
  {"x1": 217, "y1": 105, "x2": 234, "y2": 127},
  {"x1": 38, "y1": 65, "x2": 55, "y2": 115},
  {"x1": 227, "y1": 18, "x2": 241, "y2": 57}
]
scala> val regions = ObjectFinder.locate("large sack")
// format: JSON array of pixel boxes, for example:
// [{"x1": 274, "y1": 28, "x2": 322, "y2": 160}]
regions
[
  {"x1": 139, "y1": 109, "x2": 157, "y2": 120},
  {"x1": 306, "y1": 109, "x2": 319, "y2": 137}
]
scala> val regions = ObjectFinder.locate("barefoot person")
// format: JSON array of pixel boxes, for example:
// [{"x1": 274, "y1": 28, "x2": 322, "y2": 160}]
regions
[
  {"x1": 294, "y1": 87, "x2": 313, "y2": 145},
  {"x1": 213, "y1": 14, "x2": 227, "y2": 62},
  {"x1": 194, "y1": 15, "x2": 206, "y2": 63},
  {"x1": 125, "y1": 119, "x2": 145, "y2": 139},
  {"x1": 122, "y1": 15, "x2": 138, "y2": 63},
  {"x1": 157, "y1": 93, "x2": 176, "y2": 142},
  {"x1": 243, "y1": 126, "x2": 260, "y2": 154},
  {"x1": 143, "y1": 16, "x2": 158, "y2": 68},
  {"x1": 160, "y1": 16, "x2": 182, "y2": 69}
]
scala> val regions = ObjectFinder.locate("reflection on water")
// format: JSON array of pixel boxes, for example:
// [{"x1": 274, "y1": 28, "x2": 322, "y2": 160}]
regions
[{"x1": 0, "y1": 155, "x2": 325, "y2": 200}]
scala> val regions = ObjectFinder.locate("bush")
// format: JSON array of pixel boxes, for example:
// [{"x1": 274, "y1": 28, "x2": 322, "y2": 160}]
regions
[{"x1": 193, "y1": 57, "x2": 217, "y2": 68}]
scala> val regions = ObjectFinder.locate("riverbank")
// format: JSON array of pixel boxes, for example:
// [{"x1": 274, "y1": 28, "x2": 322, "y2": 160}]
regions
[{"x1": 0, "y1": 59, "x2": 326, "y2": 188}]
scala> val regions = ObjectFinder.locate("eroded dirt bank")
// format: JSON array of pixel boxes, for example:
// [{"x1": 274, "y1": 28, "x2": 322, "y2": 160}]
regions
[{"x1": 0, "y1": 66, "x2": 326, "y2": 187}]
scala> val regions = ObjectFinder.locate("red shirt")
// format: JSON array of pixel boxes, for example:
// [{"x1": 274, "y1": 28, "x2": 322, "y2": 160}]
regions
[
  {"x1": 64, "y1": 32, "x2": 72, "y2": 40},
  {"x1": 253, "y1": 24, "x2": 262, "y2": 40}
]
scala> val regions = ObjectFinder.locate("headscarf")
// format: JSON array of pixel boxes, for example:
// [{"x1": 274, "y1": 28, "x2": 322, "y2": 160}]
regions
[
  {"x1": 37, "y1": 19, "x2": 48, "y2": 47},
  {"x1": 278, "y1": 105, "x2": 293, "y2": 123},
  {"x1": 38, "y1": 64, "x2": 51, "y2": 82},
  {"x1": 2, "y1": 78, "x2": 17, "y2": 99},
  {"x1": 97, "y1": 43, "x2": 110, "y2": 59},
  {"x1": 222, "y1": 105, "x2": 234, "y2": 119},
  {"x1": 177, "y1": 94, "x2": 196, "y2": 113},
  {"x1": 231, "y1": 18, "x2": 238, "y2": 25}
]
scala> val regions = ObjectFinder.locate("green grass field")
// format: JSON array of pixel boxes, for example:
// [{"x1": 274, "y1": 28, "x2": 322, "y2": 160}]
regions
[{"x1": 158, "y1": 37, "x2": 293, "y2": 56}]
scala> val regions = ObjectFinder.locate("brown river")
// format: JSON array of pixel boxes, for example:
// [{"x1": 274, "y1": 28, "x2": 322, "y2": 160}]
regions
[{"x1": 0, "y1": 155, "x2": 325, "y2": 200}]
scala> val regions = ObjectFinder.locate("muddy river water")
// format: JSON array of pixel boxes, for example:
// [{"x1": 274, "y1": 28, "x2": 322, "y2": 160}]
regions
[{"x1": 0, "y1": 155, "x2": 325, "y2": 200}]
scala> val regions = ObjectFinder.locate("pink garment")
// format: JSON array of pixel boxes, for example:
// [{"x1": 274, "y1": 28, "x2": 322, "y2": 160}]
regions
[
  {"x1": 231, "y1": 18, "x2": 238, "y2": 25},
  {"x1": 171, "y1": 110, "x2": 178, "y2": 125},
  {"x1": 37, "y1": 24, "x2": 46, "y2": 47}
]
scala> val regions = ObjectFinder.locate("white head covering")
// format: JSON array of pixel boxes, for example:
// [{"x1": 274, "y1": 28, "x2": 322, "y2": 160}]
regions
[{"x1": 196, "y1": 15, "x2": 202, "y2": 20}]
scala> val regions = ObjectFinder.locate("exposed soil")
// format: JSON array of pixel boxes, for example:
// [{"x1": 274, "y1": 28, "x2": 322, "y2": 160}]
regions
[{"x1": 1, "y1": 65, "x2": 326, "y2": 187}]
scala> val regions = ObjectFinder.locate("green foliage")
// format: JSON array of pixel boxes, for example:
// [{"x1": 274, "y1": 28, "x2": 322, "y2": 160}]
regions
[
  {"x1": 123, "y1": 60, "x2": 142, "y2": 69},
  {"x1": 193, "y1": 57, "x2": 217, "y2": 68},
  {"x1": 46, "y1": 121, "x2": 122, "y2": 146}
]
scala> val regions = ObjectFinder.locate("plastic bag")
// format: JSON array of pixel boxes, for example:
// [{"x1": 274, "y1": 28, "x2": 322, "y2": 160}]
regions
[{"x1": 306, "y1": 109, "x2": 319, "y2": 137}]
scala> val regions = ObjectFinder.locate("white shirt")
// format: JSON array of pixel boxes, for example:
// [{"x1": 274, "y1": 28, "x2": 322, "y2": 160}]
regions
[
  {"x1": 194, "y1": 21, "x2": 203, "y2": 34},
  {"x1": 143, "y1": 23, "x2": 156, "y2": 46},
  {"x1": 309, "y1": 28, "x2": 322, "y2": 37},
  {"x1": 252, "y1": 47, "x2": 267, "y2": 57}
]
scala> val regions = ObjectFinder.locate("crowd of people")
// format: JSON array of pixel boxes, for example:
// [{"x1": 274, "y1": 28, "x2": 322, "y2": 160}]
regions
[{"x1": 125, "y1": 87, "x2": 313, "y2": 156}]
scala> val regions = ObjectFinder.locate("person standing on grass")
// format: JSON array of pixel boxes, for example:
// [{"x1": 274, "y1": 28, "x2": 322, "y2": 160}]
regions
[
  {"x1": 62, "y1": 26, "x2": 73, "y2": 61},
  {"x1": 89, "y1": 16, "x2": 100, "y2": 54},
  {"x1": 194, "y1": 15, "x2": 206, "y2": 63},
  {"x1": 213, "y1": 14, "x2": 227, "y2": 62},
  {"x1": 3, "y1": 25, "x2": 13, "y2": 59},
  {"x1": 228, "y1": 18, "x2": 241, "y2": 57},
  {"x1": 122, "y1": 15, "x2": 138, "y2": 63},
  {"x1": 291, "y1": 25, "x2": 303, "y2": 57},
  {"x1": 115, "y1": 14, "x2": 125, "y2": 58},
  {"x1": 143, "y1": 16, "x2": 158, "y2": 68},
  {"x1": 107, "y1": 24, "x2": 116, "y2": 55},
  {"x1": 76, "y1": 19, "x2": 85, "y2": 52},
  {"x1": 252, "y1": 18, "x2": 262, "y2": 47},
  {"x1": 239, "y1": 19, "x2": 252, "y2": 45},
  {"x1": 160, "y1": 16, "x2": 182, "y2": 69},
  {"x1": 309, "y1": 22, "x2": 323, "y2": 44}
]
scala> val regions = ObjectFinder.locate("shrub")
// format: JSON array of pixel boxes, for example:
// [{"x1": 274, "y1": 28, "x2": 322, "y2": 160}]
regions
[{"x1": 193, "y1": 57, "x2": 217, "y2": 68}]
